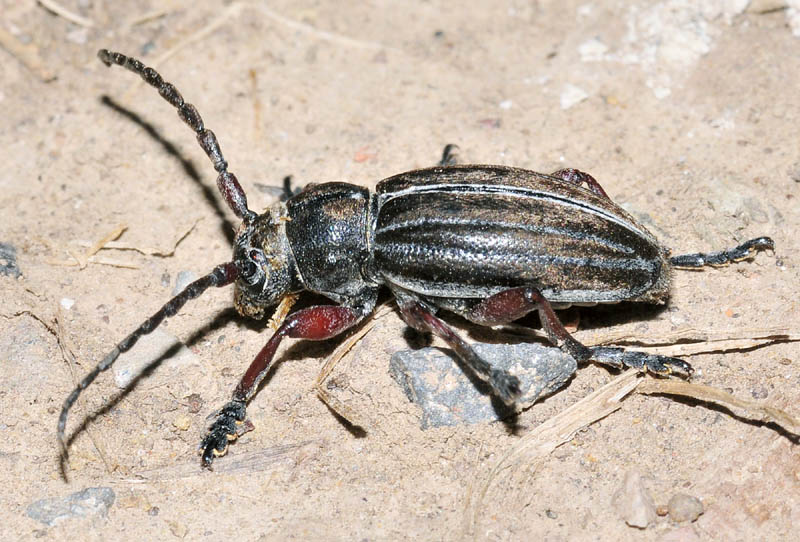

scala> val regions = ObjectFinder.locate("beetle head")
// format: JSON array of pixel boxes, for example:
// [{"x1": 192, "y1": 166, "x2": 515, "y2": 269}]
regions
[{"x1": 232, "y1": 203, "x2": 295, "y2": 319}]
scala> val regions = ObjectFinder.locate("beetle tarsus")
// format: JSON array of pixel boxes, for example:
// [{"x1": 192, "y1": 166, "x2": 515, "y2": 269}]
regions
[
  {"x1": 670, "y1": 236, "x2": 774, "y2": 268},
  {"x1": 200, "y1": 400, "x2": 247, "y2": 469},
  {"x1": 590, "y1": 347, "x2": 694, "y2": 378},
  {"x1": 439, "y1": 144, "x2": 460, "y2": 166},
  {"x1": 490, "y1": 369, "x2": 522, "y2": 405}
]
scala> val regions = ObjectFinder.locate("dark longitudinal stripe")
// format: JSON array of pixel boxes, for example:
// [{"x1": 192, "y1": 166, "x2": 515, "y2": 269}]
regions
[{"x1": 373, "y1": 188, "x2": 662, "y2": 302}]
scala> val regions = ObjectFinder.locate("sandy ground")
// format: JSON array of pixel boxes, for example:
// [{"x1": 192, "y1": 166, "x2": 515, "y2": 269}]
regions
[{"x1": 1, "y1": 0, "x2": 798, "y2": 540}]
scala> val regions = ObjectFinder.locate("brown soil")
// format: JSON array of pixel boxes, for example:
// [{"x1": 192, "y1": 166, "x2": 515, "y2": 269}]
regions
[{"x1": 1, "y1": 1, "x2": 798, "y2": 540}]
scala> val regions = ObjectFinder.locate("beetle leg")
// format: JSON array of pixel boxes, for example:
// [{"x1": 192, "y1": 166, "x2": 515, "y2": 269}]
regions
[
  {"x1": 465, "y1": 286, "x2": 693, "y2": 378},
  {"x1": 201, "y1": 300, "x2": 375, "y2": 468},
  {"x1": 438, "y1": 144, "x2": 460, "y2": 166},
  {"x1": 392, "y1": 290, "x2": 521, "y2": 406},
  {"x1": 549, "y1": 168, "x2": 610, "y2": 199},
  {"x1": 669, "y1": 236, "x2": 774, "y2": 268},
  {"x1": 281, "y1": 175, "x2": 304, "y2": 201},
  {"x1": 467, "y1": 287, "x2": 593, "y2": 362}
]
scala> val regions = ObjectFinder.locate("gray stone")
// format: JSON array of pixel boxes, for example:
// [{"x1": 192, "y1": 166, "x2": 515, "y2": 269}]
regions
[
  {"x1": 667, "y1": 493, "x2": 704, "y2": 523},
  {"x1": 26, "y1": 487, "x2": 115, "y2": 526},
  {"x1": 389, "y1": 342, "x2": 576, "y2": 428},
  {"x1": 0, "y1": 242, "x2": 21, "y2": 278},
  {"x1": 172, "y1": 270, "x2": 199, "y2": 295}
]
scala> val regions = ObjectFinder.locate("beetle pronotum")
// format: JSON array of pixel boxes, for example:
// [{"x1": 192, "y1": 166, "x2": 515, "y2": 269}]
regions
[{"x1": 57, "y1": 50, "x2": 774, "y2": 470}]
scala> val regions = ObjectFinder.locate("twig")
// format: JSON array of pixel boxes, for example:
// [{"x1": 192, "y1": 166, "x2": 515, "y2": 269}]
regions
[
  {"x1": 251, "y1": 3, "x2": 396, "y2": 52},
  {"x1": 82, "y1": 223, "x2": 127, "y2": 266},
  {"x1": 463, "y1": 370, "x2": 641, "y2": 534},
  {"x1": 313, "y1": 303, "x2": 393, "y2": 428},
  {"x1": 50, "y1": 257, "x2": 140, "y2": 269},
  {"x1": 267, "y1": 293, "x2": 300, "y2": 331},
  {"x1": 580, "y1": 325, "x2": 799, "y2": 349},
  {"x1": 74, "y1": 219, "x2": 199, "y2": 257},
  {"x1": 126, "y1": 8, "x2": 172, "y2": 28},
  {"x1": 504, "y1": 323, "x2": 799, "y2": 356},
  {"x1": 123, "y1": 1, "x2": 397, "y2": 100},
  {"x1": 637, "y1": 379, "x2": 800, "y2": 435},
  {"x1": 37, "y1": 0, "x2": 95, "y2": 27},
  {"x1": 0, "y1": 26, "x2": 56, "y2": 81}
]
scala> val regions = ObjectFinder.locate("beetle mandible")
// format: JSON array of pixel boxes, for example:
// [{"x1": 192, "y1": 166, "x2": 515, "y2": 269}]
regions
[{"x1": 57, "y1": 50, "x2": 775, "y2": 469}]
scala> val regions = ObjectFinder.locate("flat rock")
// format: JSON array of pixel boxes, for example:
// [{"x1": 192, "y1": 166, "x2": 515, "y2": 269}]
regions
[
  {"x1": 26, "y1": 487, "x2": 115, "y2": 526},
  {"x1": 389, "y1": 342, "x2": 576, "y2": 428}
]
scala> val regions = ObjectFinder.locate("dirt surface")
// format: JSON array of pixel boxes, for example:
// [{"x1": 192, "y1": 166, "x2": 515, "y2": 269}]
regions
[{"x1": 1, "y1": 1, "x2": 798, "y2": 540}]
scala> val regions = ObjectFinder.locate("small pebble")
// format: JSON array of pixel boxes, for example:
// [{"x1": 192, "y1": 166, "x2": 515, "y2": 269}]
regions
[
  {"x1": 60, "y1": 298, "x2": 75, "y2": 310},
  {"x1": 172, "y1": 270, "x2": 198, "y2": 295},
  {"x1": 560, "y1": 84, "x2": 589, "y2": 110},
  {"x1": 113, "y1": 328, "x2": 198, "y2": 388},
  {"x1": 185, "y1": 393, "x2": 204, "y2": 414},
  {"x1": 173, "y1": 414, "x2": 192, "y2": 431},
  {"x1": 579, "y1": 38, "x2": 608, "y2": 62},
  {"x1": 667, "y1": 493, "x2": 704, "y2": 523},
  {"x1": 751, "y1": 385, "x2": 769, "y2": 399},
  {"x1": 169, "y1": 520, "x2": 189, "y2": 538},
  {"x1": 613, "y1": 470, "x2": 657, "y2": 529},
  {"x1": 0, "y1": 242, "x2": 21, "y2": 278}
]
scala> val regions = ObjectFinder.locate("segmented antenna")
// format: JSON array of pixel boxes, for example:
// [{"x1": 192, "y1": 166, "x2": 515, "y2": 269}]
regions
[
  {"x1": 57, "y1": 262, "x2": 239, "y2": 463},
  {"x1": 97, "y1": 49, "x2": 256, "y2": 222}
]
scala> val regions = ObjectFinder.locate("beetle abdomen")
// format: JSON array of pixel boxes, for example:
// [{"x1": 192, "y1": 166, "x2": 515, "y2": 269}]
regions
[{"x1": 372, "y1": 166, "x2": 670, "y2": 305}]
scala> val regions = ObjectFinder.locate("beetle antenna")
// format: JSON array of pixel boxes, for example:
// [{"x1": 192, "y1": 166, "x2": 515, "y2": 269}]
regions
[
  {"x1": 57, "y1": 262, "x2": 239, "y2": 464},
  {"x1": 97, "y1": 49, "x2": 256, "y2": 223}
]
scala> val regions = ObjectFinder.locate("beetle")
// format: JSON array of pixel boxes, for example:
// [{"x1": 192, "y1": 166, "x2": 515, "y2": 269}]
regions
[{"x1": 57, "y1": 50, "x2": 774, "y2": 470}]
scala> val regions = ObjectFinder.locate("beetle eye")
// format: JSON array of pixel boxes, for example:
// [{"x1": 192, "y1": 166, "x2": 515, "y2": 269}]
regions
[{"x1": 239, "y1": 261, "x2": 259, "y2": 283}]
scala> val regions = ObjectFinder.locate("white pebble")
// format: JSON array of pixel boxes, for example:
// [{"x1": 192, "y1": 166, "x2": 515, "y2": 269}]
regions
[
  {"x1": 560, "y1": 84, "x2": 589, "y2": 110},
  {"x1": 579, "y1": 38, "x2": 608, "y2": 62}
]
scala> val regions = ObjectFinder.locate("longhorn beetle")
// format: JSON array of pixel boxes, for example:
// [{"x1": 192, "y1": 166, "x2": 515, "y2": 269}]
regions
[{"x1": 57, "y1": 50, "x2": 775, "y2": 470}]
